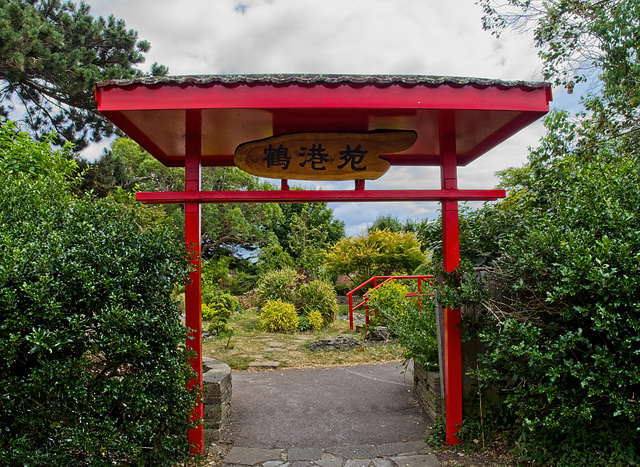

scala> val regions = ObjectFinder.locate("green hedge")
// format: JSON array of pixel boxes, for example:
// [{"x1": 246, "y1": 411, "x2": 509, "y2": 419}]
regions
[{"x1": 0, "y1": 124, "x2": 197, "y2": 465}]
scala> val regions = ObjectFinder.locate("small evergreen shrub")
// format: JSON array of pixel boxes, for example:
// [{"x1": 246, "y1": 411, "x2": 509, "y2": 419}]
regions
[
  {"x1": 0, "y1": 124, "x2": 197, "y2": 465},
  {"x1": 334, "y1": 283, "x2": 351, "y2": 296},
  {"x1": 202, "y1": 291, "x2": 240, "y2": 336},
  {"x1": 306, "y1": 310, "x2": 324, "y2": 331},
  {"x1": 366, "y1": 280, "x2": 412, "y2": 324},
  {"x1": 296, "y1": 280, "x2": 338, "y2": 326},
  {"x1": 260, "y1": 300, "x2": 299, "y2": 333},
  {"x1": 256, "y1": 267, "x2": 300, "y2": 307}
]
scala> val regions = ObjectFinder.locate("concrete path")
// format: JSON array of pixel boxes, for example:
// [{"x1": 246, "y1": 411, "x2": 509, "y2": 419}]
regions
[{"x1": 222, "y1": 362, "x2": 440, "y2": 467}]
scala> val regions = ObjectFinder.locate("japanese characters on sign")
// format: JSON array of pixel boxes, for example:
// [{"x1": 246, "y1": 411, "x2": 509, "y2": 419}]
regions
[{"x1": 234, "y1": 131, "x2": 417, "y2": 181}]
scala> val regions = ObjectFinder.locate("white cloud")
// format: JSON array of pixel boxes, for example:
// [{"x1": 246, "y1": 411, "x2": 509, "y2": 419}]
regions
[{"x1": 85, "y1": 0, "x2": 554, "y2": 234}]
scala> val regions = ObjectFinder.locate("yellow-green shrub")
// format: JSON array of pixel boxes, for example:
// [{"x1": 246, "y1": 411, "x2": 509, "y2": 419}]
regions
[
  {"x1": 260, "y1": 300, "x2": 299, "y2": 333},
  {"x1": 306, "y1": 310, "x2": 324, "y2": 331}
]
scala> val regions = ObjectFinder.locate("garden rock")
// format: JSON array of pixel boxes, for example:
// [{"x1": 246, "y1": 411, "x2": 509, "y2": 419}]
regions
[
  {"x1": 308, "y1": 336, "x2": 362, "y2": 351},
  {"x1": 364, "y1": 326, "x2": 390, "y2": 342}
]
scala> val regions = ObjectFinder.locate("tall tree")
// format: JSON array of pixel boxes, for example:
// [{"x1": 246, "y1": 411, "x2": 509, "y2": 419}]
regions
[
  {"x1": 479, "y1": 0, "x2": 640, "y2": 126},
  {"x1": 86, "y1": 138, "x2": 282, "y2": 260},
  {"x1": 0, "y1": 0, "x2": 167, "y2": 149},
  {"x1": 435, "y1": 2, "x2": 640, "y2": 463},
  {"x1": 272, "y1": 201, "x2": 345, "y2": 260},
  {"x1": 324, "y1": 229, "x2": 425, "y2": 288}
]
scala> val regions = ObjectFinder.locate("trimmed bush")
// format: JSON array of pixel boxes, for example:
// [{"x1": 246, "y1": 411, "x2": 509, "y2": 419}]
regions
[
  {"x1": 260, "y1": 300, "x2": 299, "y2": 333},
  {"x1": 0, "y1": 125, "x2": 197, "y2": 465},
  {"x1": 257, "y1": 268, "x2": 337, "y2": 330}
]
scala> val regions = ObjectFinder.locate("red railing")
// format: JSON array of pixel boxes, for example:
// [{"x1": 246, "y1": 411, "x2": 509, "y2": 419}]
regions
[{"x1": 345, "y1": 275, "x2": 435, "y2": 330}]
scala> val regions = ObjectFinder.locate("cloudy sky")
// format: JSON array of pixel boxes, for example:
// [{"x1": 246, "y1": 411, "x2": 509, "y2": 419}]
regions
[{"x1": 86, "y1": 0, "x2": 582, "y2": 236}]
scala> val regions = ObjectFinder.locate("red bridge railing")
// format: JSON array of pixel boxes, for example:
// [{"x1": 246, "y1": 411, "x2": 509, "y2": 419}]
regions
[{"x1": 345, "y1": 275, "x2": 434, "y2": 330}]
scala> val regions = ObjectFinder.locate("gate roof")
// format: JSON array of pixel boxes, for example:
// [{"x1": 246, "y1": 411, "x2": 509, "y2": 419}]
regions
[{"x1": 95, "y1": 74, "x2": 552, "y2": 168}]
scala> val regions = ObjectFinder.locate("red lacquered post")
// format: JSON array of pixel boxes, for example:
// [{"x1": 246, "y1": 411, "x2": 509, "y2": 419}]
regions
[
  {"x1": 349, "y1": 293, "x2": 354, "y2": 330},
  {"x1": 440, "y1": 114, "x2": 463, "y2": 446},
  {"x1": 185, "y1": 111, "x2": 204, "y2": 454}
]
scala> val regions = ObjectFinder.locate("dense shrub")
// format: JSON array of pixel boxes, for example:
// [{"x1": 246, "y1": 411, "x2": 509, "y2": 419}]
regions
[
  {"x1": 255, "y1": 267, "x2": 300, "y2": 307},
  {"x1": 333, "y1": 283, "x2": 351, "y2": 296},
  {"x1": 202, "y1": 290, "x2": 240, "y2": 335},
  {"x1": 256, "y1": 268, "x2": 337, "y2": 330},
  {"x1": 230, "y1": 272, "x2": 260, "y2": 295},
  {"x1": 368, "y1": 281, "x2": 438, "y2": 369},
  {"x1": 433, "y1": 110, "x2": 640, "y2": 464},
  {"x1": 296, "y1": 280, "x2": 338, "y2": 326},
  {"x1": 260, "y1": 300, "x2": 299, "y2": 333},
  {"x1": 0, "y1": 124, "x2": 197, "y2": 465},
  {"x1": 306, "y1": 310, "x2": 324, "y2": 331}
]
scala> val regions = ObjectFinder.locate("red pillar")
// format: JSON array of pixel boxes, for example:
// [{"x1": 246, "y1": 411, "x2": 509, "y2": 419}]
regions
[
  {"x1": 185, "y1": 111, "x2": 204, "y2": 453},
  {"x1": 440, "y1": 114, "x2": 463, "y2": 445}
]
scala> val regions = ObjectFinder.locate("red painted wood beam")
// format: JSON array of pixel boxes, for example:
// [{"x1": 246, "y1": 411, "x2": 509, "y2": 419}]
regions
[
  {"x1": 184, "y1": 110, "x2": 204, "y2": 454},
  {"x1": 136, "y1": 189, "x2": 505, "y2": 204},
  {"x1": 440, "y1": 112, "x2": 463, "y2": 446}
]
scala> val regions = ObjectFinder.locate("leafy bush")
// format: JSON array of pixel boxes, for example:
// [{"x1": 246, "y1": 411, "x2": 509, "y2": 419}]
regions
[
  {"x1": 202, "y1": 291, "x2": 240, "y2": 335},
  {"x1": 260, "y1": 300, "x2": 299, "y2": 333},
  {"x1": 333, "y1": 283, "x2": 351, "y2": 296},
  {"x1": 324, "y1": 229, "x2": 426, "y2": 287},
  {"x1": 368, "y1": 281, "x2": 438, "y2": 369},
  {"x1": 257, "y1": 268, "x2": 337, "y2": 330},
  {"x1": 307, "y1": 310, "x2": 324, "y2": 331},
  {"x1": 296, "y1": 280, "x2": 338, "y2": 326},
  {"x1": 0, "y1": 124, "x2": 197, "y2": 465},
  {"x1": 431, "y1": 110, "x2": 640, "y2": 464},
  {"x1": 256, "y1": 267, "x2": 300, "y2": 307},
  {"x1": 230, "y1": 272, "x2": 260, "y2": 295}
]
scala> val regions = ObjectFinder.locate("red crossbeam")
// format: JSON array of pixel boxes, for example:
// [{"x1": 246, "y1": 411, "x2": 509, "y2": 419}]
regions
[{"x1": 136, "y1": 189, "x2": 505, "y2": 204}]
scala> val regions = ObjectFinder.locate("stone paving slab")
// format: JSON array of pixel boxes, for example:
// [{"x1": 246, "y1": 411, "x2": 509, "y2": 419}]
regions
[
  {"x1": 376, "y1": 441, "x2": 429, "y2": 457},
  {"x1": 248, "y1": 361, "x2": 280, "y2": 368},
  {"x1": 223, "y1": 446, "x2": 283, "y2": 465},
  {"x1": 288, "y1": 448, "x2": 324, "y2": 461},
  {"x1": 390, "y1": 454, "x2": 440, "y2": 467},
  {"x1": 327, "y1": 446, "x2": 378, "y2": 459},
  {"x1": 222, "y1": 444, "x2": 440, "y2": 467}
]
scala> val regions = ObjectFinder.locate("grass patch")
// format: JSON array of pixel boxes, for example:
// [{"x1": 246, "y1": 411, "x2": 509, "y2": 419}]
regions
[{"x1": 202, "y1": 309, "x2": 405, "y2": 370}]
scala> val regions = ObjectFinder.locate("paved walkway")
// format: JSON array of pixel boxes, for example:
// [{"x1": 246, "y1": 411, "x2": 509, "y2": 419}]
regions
[{"x1": 222, "y1": 362, "x2": 440, "y2": 467}]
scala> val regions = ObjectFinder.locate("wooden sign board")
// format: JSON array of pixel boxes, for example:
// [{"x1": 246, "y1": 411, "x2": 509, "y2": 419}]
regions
[{"x1": 234, "y1": 130, "x2": 417, "y2": 181}]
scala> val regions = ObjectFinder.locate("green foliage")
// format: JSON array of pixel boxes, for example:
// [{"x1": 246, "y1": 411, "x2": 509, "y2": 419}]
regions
[
  {"x1": 256, "y1": 267, "x2": 301, "y2": 308},
  {"x1": 442, "y1": 108, "x2": 640, "y2": 464},
  {"x1": 229, "y1": 272, "x2": 260, "y2": 295},
  {"x1": 272, "y1": 201, "x2": 345, "y2": 262},
  {"x1": 0, "y1": 0, "x2": 166, "y2": 149},
  {"x1": 368, "y1": 215, "x2": 404, "y2": 232},
  {"x1": 333, "y1": 283, "x2": 351, "y2": 296},
  {"x1": 256, "y1": 243, "x2": 294, "y2": 273},
  {"x1": 0, "y1": 124, "x2": 196, "y2": 464},
  {"x1": 305, "y1": 310, "x2": 324, "y2": 331},
  {"x1": 367, "y1": 280, "x2": 412, "y2": 319},
  {"x1": 324, "y1": 229, "x2": 426, "y2": 287},
  {"x1": 85, "y1": 138, "x2": 283, "y2": 262},
  {"x1": 296, "y1": 280, "x2": 338, "y2": 326},
  {"x1": 256, "y1": 268, "x2": 337, "y2": 330},
  {"x1": 202, "y1": 292, "x2": 239, "y2": 336},
  {"x1": 368, "y1": 281, "x2": 438, "y2": 369},
  {"x1": 260, "y1": 300, "x2": 299, "y2": 333}
]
